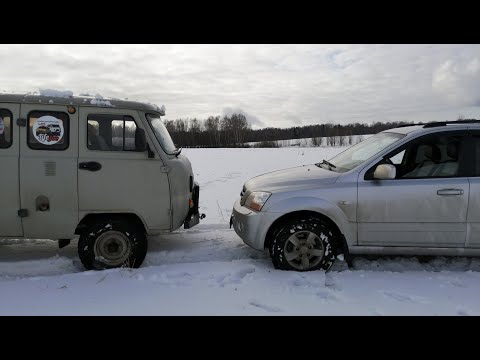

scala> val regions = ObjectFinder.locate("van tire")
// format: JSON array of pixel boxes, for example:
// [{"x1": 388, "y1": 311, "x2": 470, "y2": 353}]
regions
[
  {"x1": 270, "y1": 215, "x2": 336, "y2": 272},
  {"x1": 78, "y1": 219, "x2": 147, "y2": 270}
]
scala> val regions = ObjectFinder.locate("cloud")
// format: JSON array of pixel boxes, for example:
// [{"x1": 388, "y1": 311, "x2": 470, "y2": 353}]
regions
[
  {"x1": 1, "y1": 44, "x2": 480, "y2": 128},
  {"x1": 432, "y1": 58, "x2": 480, "y2": 106},
  {"x1": 222, "y1": 107, "x2": 265, "y2": 129}
]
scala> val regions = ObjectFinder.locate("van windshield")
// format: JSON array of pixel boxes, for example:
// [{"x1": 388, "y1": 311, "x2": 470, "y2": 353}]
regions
[{"x1": 146, "y1": 114, "x2": 177, "y2": 155}]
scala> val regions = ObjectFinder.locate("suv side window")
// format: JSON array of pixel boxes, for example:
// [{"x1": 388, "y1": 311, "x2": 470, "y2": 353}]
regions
[
  {"x1": 366, "y1": 132, "x2": 466, "y2": 179},
  {"x1": 0, "y1": 109, "x2": 13, "y2": 149},
  {"x1": 28, "y1": 111, "x2": 69, "y2": 150},
  {"x1": 87, "y1": 114, "x2": 139, "y2": 151}
]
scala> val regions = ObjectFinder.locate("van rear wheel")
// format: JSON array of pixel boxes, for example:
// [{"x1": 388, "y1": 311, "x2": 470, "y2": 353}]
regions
[{"x1": 78, "y1": 219, "x2": 147, "y2": 270}]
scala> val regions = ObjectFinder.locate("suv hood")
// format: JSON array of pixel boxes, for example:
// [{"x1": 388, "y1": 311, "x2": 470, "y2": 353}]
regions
[{"x1": 244, "y1": 164, "x2": 339, "y2": 193}]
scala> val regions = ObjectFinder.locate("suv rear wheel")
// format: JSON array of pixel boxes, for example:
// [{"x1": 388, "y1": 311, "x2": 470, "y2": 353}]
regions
[
  {"x1": 270, "y1": 215, "x2": 336, "y2": 271},
  {"x1": 78, "y1": 219, "x2": 147, "y2": 270}
]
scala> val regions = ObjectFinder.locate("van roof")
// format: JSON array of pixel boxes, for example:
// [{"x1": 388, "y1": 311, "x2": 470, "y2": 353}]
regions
[{"x1": 0, "y1": 92, "x2": 165, "y2": 114}]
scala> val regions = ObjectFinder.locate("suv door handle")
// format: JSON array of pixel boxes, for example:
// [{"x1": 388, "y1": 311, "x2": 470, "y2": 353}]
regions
[
  {"x1": 79, "y1": 161, "x2": 102, "y2": 172},
  {"x1": 437, "y1": 189, "x2": 464, "y2": 196}
]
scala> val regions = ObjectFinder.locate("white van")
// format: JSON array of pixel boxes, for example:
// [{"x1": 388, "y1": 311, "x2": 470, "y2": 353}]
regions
[{"x1": 0, "y1": 93, "x2": 203, "y2": 270}]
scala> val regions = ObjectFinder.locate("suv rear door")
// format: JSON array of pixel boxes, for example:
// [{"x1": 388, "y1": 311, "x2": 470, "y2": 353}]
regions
[{"x1": 465, "y1": 131, "x2": 480, "y2": 247}]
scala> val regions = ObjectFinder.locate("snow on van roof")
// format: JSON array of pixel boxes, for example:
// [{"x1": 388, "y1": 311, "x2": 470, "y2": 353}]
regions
[
  {"x1": 90, "y1": 98, "x2": 113, "y2": 107},
  {"x1": 0, "y1": 90, "x2": 165, "y2": 114},
  {"x1": 39, "y1": 89, "x2": 74, "y2": 98}
]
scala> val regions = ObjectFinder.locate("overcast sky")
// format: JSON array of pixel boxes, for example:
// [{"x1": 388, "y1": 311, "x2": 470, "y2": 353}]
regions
[{"x1": 1, "y1": 44, "x2": 479, "y2": 129}]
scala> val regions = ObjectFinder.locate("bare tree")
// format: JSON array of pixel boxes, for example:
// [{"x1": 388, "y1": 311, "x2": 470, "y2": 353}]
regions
[
  {"x1": 310, "y1": 137, "x2": 322, "y2": 146},
  {"x1": 231, "y1": 113, "x2": 249, "y2": 145},
  {"x1": 205, "y1": 116, "x2": 221, "y2": 147}
]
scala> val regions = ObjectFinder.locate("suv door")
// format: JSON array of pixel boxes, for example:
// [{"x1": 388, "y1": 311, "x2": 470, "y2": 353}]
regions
[
  {"x1": 19, "y1": 104, "x2": 79, "y2": 239},
  {"x1": 0, "y1": 104, "x2": 23, "y2": 236},
  {"x1": 357, "y1": 130, "x2": 469, "y2": 247}
]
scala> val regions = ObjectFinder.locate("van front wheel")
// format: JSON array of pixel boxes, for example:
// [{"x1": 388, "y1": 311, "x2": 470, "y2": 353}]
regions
[{"x1": 78, "y1": 219, "x2": 147, "y2": 270}]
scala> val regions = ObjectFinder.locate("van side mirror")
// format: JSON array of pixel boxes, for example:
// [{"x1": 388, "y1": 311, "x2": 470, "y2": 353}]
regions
[{"x1": 374, "y1": 164, "x2": 396, "y2": 180}]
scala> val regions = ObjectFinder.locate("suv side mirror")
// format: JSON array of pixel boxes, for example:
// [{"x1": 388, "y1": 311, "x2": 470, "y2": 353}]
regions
[{"x1": 374, "y1": 164, "x2": 396, "y2": 180}]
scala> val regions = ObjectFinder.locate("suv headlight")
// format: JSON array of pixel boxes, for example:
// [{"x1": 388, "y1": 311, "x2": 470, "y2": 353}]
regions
[{"x1": 244, "y1": 191, "x2": 271, "y2": 211}]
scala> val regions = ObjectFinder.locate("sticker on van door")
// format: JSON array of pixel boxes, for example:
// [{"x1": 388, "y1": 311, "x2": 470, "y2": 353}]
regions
[
  {"x1": 32, "y1": 116, "x2": 64, "y2": 145},
  {"x1": 0, "y1": 117, "x2": 4, "y2": 135}
]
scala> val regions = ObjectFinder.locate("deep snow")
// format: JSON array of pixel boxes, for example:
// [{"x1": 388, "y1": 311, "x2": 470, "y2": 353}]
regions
[{"x1": 1, "y1": 147, "x2": 480, "y2": 315}]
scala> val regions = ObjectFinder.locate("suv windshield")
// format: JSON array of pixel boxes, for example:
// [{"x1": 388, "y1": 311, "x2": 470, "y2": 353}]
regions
[
  {"x1": 320, "y1": 132, "x2": 405, "y2": 173},
  {"x1": 146, "y1": 113, "x2": 177, "y2": 155}
]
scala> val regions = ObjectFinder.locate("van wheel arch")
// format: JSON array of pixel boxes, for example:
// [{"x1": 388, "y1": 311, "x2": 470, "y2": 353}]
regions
[{"x1": 75, "y1": 213, "x2": 147, "y2": 236}]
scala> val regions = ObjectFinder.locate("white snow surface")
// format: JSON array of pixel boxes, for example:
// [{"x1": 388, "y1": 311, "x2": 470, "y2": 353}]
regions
[{"x1": 1, "y1": 147, "x2": 480, "y2": 315}]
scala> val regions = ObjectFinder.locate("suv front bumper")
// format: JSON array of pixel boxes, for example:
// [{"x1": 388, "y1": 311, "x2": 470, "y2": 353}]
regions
[{"x1": 231, "y1": 199, "x2": 273, "y2": 250}]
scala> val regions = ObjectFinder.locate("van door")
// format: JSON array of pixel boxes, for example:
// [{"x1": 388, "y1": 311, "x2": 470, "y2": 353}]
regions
[
  {"x1": 0, "y1": 104, "x2": 23, "y2": 236},
  {"x1": 77, "y1": 108, "x2": 171, "y2": 230},
  {"x1": 19, "y1": 104, "x2": 79, "y2": 239}
]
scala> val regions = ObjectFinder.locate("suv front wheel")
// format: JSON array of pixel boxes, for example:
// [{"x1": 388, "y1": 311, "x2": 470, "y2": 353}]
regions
[{"x1": 270, "y1": 215, "x2": 337, "y2": 271}]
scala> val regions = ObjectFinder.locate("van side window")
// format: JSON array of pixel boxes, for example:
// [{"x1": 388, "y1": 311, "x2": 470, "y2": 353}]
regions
[
  {"x1": 87, "y1": 114, "x2": 138, "y2": 151},
  {"x1": 28, "y1": 111, "x2": 69, "y2": 150},
  {"x1": 0, "y1": 109, "x2": 13, "y2": 149}
]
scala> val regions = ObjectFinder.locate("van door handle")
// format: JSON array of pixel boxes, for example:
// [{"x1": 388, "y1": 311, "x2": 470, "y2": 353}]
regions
[
  {"x1": 79, "y1": 161, "x2": 102, "y2": 172},
  {"x1": 437, "y1": 189, "x2": 464, "y2": 196}
]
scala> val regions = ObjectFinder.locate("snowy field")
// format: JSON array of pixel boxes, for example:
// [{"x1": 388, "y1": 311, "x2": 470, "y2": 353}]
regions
[{"x1": 1, "y1": 147, "x2": 480, "y2": 315}]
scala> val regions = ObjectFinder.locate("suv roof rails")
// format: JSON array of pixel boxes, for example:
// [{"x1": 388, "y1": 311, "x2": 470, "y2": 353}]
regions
[
  {"x1": 394, "y1": 120, "x2": 480, "y2": 129},
  {"x1": 394, "y1": 123, "x2": 426, "y2": 128},
  {"x1": 423, "y1": 120, "x2": 480, "y2": 128}
]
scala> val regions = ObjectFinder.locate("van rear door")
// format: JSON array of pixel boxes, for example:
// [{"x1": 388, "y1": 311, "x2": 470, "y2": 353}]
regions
[
  {"x1": 18, "y1": 103, "x2": 79, "y2": 239},
  {"x1": 0, "y1": 103, "x2": 23, "y2": 236}
]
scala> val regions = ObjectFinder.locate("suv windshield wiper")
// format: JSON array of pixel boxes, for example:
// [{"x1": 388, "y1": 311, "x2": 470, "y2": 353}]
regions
[{"x1": 316, "y1": 159, "x2": 336, "y2": 170}]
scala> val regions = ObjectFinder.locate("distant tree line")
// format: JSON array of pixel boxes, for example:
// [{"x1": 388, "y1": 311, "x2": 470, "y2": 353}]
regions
[
  {"x1": 164, "y1": 114, "x2": 250, "y2": 147},
  {"x1": 163, "y1": 115, "x2": 479, "y2": 148}
]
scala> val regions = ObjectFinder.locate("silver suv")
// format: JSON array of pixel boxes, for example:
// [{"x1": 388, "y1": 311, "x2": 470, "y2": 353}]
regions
[{"x1": 231, "y1": 121, "x2": 480, "y2": 271}]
